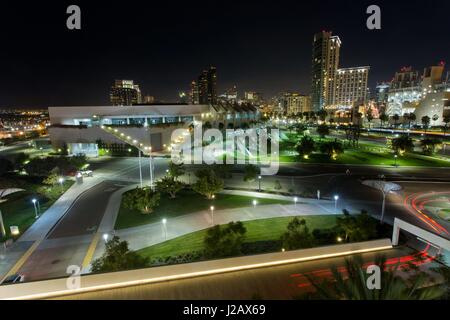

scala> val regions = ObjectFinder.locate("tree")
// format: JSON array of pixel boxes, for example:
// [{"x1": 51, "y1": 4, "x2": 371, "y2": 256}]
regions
[
  {"x1": 296, "y1": 136, "x2": 316, "y2": 159},
  {"x1": 91, "y1": 236, "x2": 148, "y2": 273},
  {"x1": 204, "y1": 121, "x2": 212, "y2": 130},
  {"x1": 392, "y1": 114, "x2": 400, "y2": 128},
  {"x1": 379, "y1": 113, "x2": 389, "y2": 128},
  {"x1": 13, "y1": 153, "x2": 30, "y2": 170},
  {"x1": 243, "y1": 164, "x2": 259, "y2": 183},
  {"x1": 316, "y1": 124, "x2": 330, "y2": 139},
  {"x1": 304, "y1": 255, "x2": 445, "y2": 300},
  {"x1": 317, "y1": 109, "x2": 328, "y2": 122},
  {"x1": 204, "y1": 221, "x2": 247, "y2": 258},
  {"x1": 281, "y1": 217, "x2": 314, "y2": 250},
  {"x1": 391, "y1": 135, "x2": 414, "y2": 154},
  {"x1": 0, "y1": 158, "x2": 13, "y2": 176},
  {"x1": 156, "y1": 176, "x2": 184, "y2": 199},
  {"x1": 443, "y1": 115, "x2": 450, "y2": 136},
  {"x1": 42, "y1": 173, "x2": 59, "y2": 186},
  {"x1": 192, "y1": 170, "x2": 224, "y2": 199},
  {"x1": 406, "y1": 113, "x2": 416, "y2": 130},
  {"x1": 366, "y1": 109, "x2": 374, "y2": 129},
  {"x1": 274, "y1": 180, "x2": 282, "y2": 190},
  {"x1": 123, "y1": 187, "x2": 160, "y2": 214},
  {"x1": 421, "y1": 115, "x2": 431, "y2": 134},
  {"x1": 420, "y1": 138, "x2": 442, "y2": 155},
  {"x1": 167, "y1": 161, "x2": 185, "y2": 181},
  {"x1": 319, "y1": 141, "x2": 344, "y2": 160},
  {"x1": 336, "y1": 210, "x2": 377, "y2": 242}
]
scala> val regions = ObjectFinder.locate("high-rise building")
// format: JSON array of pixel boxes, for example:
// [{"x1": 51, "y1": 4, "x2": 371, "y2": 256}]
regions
[
  {"x1": 375, "y1": 82, "x2": 390, "y2": 105},
  {"x1": 143, "y1": 95, "x2": 155, "y2": 104},
  {"x1": 219, "y1": 85, "x2": 238, "y2": 103},
  {"x1": 279, "y1": 92, "x2": 311, "y2": 115},
  {"x1": 386, "y1": 67, "x2": 422, "y2": 116},
  {"x1": 190, "y1": 81, "x2": 199, "y2": 104},
  {"x1": 244, "y1": 91, "x2": 263, "y2": 105},
  {"x1": 334, "y1": 67, "x2": 370, "y2": 109},
  {"x1": 192, "y1": 67, "x2": 218, "y2": 105},
  {"x1": 311, "y1": 31, "x2": 341, "y2": 111},
  {"x1": 110, "y1": 80, "x2": 142, "y2": 106}
]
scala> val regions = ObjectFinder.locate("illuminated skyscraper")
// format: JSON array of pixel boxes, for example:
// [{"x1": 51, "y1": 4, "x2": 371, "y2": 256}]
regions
[
  {"x1": 110, "y1": 80, "x2": 142, "y2": 106},
  {"x1": 311, "y1": 31, "x2": 341, "y2": 111},
  {"x1": 191, "y1": 67, "x2": 217, "y2": 105}
]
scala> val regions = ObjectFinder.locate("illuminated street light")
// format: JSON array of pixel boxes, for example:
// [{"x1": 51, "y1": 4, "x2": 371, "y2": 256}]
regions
[
  {"x1": 210, "y1": 206, "x2": 215, "y2": 226},
  {"x1": 162, "y1": 218, "x2": 167, "y2": 240},
  {"x1": 258, "y1": 175, "x2": 262, "y2": 192},
  {"x1": 31, "y1": 198, "x2": 39, "y2": 219},
  {"x1": 103, "y1": 233, "x2": 109, "y2": 243},
  {"x1": 334, "y1": 195, "x2": 339, "y2": 214},
  {"x1": 394, "y1": 154, "x2": 398, "y2": 167},
  {"x1": 294, "y1": 197, "x2": 298, "y2": 206},
  {"x1": 58, "y1": 177, "x2": 64, "y2": 192},
  {"x1": 253, "y1": 199, "x2": 257, "y2": 207}
]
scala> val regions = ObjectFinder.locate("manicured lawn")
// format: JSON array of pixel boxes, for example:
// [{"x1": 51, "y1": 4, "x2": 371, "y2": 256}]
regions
[
  {"x1": 137, "y1": 215, "x2": 338, "y2": 259},
  {"x1": 115, "y1": 189, "x2": 292, "y2": 230},
  {"x1": 0, "y1": 180, "x2": 73, "y2": 241}
]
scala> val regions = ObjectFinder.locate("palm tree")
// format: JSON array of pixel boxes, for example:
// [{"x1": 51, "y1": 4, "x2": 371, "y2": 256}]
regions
[
  {"x1": 303, "y1": 255, "x2": 445, "y2": 300},
  {"x1": 421, "y1": 115, "x2": 431, "y2": 134},
  {"x1": 366, "y1": 109, "x2": 374, "y2": 129},
  {"x1": 392, "y1": 114, "x2": 400, "y2": 129},
  {"x1": 379, "y1": 113, "x2": 389, "y2": 128},
  {"x1": 408, "y1": 113, "x2": 416, "y2": 129}
]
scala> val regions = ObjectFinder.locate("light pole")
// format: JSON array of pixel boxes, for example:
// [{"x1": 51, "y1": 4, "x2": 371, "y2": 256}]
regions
[
  {"x1": 147, "y1": 147, "x2": 154, "y2": 189},
  {"x1": 394, "y1": 154, "x2": 398, "y2": 167},
  {"x1": 334, "y1": 195, "x2": 339, "y2": 214},
  {"x1": 252, "y1": 199, "x2": 257, "y2": 207},
  {"x1": 294, "y1": 197, "x2": 298, "y2": 207},
  {"x1": 258, "y1": 175, "x2": 262, "y2": 192},
  {"x1": 103, "y1": 233, "x2": 109, "y2": 243},
  {"x1": 32, "y1": 198, "x2": 39, "y2": 219},
  {"x1": 0, "y1": 209, "x2": 6, "y2": 239},
  {"x1": 162, "y1": 218, "x2": 167, "y2": 241},
  {"x1": 210, "y1": 206, "x2": 215, "y2": 226},
  {"x1": 138, "y1": 150, "x2": 143, "y2": 188},
  {"x1": 58, "y1": 177, "x2": 64, "y2": 193}
]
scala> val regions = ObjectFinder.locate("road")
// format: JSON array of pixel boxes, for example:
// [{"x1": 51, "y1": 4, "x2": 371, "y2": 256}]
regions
[{"x1": 55, "y1": 246, "x2": 440, "y2": 300}]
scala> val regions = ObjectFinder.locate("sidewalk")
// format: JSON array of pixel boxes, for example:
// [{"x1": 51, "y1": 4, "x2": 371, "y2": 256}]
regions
[{"x1": 109, "y1": 199, "x2": 347, "y2": 253}]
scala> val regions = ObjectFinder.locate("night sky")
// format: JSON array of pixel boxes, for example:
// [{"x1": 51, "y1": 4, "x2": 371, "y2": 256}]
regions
[{"x1": 0, "y1": 0, "x2": 449, "y2": 107}]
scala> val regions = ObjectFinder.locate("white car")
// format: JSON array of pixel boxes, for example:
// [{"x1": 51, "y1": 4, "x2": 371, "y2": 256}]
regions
[{"x1": 79, "y1": 170, "x2": 93, "y2": 177}]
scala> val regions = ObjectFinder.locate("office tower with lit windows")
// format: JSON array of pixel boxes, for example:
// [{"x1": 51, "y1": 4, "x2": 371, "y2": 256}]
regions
[
  {"x1": 311, "y1": 31, "x2": 341, "y2": 111},
  {"x1": 191, "y1": 67, "x2": 217, "y2": 105},
  {"x1": 334, "y1": 66, "x2": 370, "y2": 109},
  {"x1": 110, "y1": 80, "x2": 142, "y2": 106}
]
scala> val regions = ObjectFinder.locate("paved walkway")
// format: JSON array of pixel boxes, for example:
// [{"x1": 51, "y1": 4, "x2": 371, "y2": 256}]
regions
[{"x1": 95, "y1": 196, "x2": 347, "y2": 255}]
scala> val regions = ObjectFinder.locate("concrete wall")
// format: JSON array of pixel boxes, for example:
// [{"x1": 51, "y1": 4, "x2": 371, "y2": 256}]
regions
[{"x1": 0, "y1": 238, "x2": 392, "y2": 300}]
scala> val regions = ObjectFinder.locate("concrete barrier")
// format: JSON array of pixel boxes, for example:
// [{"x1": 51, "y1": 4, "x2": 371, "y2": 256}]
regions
[{"x1": 0, "y1": 238, "x2": 392, "y2": 300}]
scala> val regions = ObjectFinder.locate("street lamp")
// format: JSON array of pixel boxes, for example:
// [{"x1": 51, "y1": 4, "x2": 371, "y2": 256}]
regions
[
  {"x1": 138, "y1": 150, "x2": 143, "y2": 188},
  {"x1": 294, "y1": 197, "x2": 298, "y2": 206},
  {"x1": 334, "y1": 195, "x2": 339, "y2": 214},
  {"x1": 103, "y1": 233, "x2": 109, "y2": 243},
  {"x1": 31, "y1": 198, "x2": 39, "y2": 219},
  {"x1": 394, "y1": 154, "x2": 398, "y2": 167},
  {"x1": 162, "y1": 218, "x2": 167, "y2": 240},
  {"x1": 258, "y1": 175, "x2": 262, "y2": 192},
  {"x1": 58, "y1": 177, "x2": 64, "y2": 192},
  {"x1": 210, "y1": 206, "x2": 215, "y2": 226},
  {"x1": 252, "y1": 199, "x2": 257, "y2": 207}
]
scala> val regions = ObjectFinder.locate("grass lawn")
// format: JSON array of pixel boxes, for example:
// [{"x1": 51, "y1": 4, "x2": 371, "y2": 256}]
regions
[
  {"x1": 0, "y1": 179, "x2": 74, "y2": 241},
  {"x1": 137, "y1": 215, "x2": 338, "y2": 259},
  {"x1": 115, "y1": 189, "x2": 292, "y2": 230}
]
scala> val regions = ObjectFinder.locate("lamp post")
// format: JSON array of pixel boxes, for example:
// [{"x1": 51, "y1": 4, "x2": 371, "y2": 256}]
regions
[
  {"x1": 294, "y1": 197, "x2": 298, "y2": 207},
  {"x1": 0, "y1": 209, "x2": 6, "y2": 239},
  {"x1": 103, "y1": 233, "x2": 109, "y2": 243},
  {"x1": 58, "y1": 177, "x2": 64, "y2": 193},
  {"x1": 334, "y1": 195, "x2": 339, "y2": 214},
  {"x1": 252, "y1": 199, "x2": 257, "y2": 207},
  {"x1": 32, "y1": 198, "x2": 39, "y2": 219},
  {"x1": 162, "y1": 218, "x2": 167, "y2": 241},
  {"x1": 138, "y1": 150, "x2": 143, "y2": 188},
  {"x1": 148, "y1": 147, "x2": 154, "y2": 189},
  {"x1": 210, "y1": 206, "x2": 215, "y2": 226},
  {"x1": 394, "y1": 154, "x2": 398, "y2": 167},
  {"x1": 258, "y1": 175, "x2": 262, "y2": 192}
]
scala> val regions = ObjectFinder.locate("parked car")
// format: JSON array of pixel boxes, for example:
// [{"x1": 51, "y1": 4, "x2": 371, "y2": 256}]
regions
[
  {"x1": 79, "y1": 170, "x2": 93, "y2": 177},
  {"x1": 1, "y1": 274, "x2": 25, "y2": 285}
]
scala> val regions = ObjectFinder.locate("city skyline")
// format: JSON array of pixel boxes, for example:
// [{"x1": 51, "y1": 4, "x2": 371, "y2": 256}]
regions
[{"x1": 0, "y1": 0, "x2": 449, "y2": 107}]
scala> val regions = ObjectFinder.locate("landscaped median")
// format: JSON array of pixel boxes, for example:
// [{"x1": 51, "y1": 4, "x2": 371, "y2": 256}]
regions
[{"x1": 115, "y1": 188, "x2": 292, "y2": 229}]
